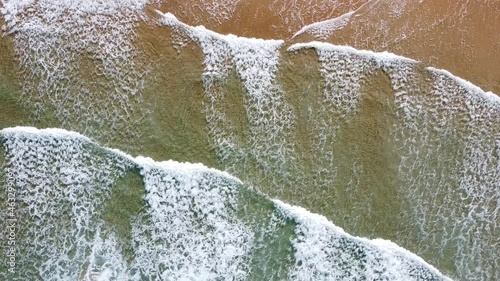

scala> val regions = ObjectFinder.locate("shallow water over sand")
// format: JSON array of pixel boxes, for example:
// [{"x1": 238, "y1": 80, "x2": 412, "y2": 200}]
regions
[{"x1": 0, "y1": 1, "x2": 498, "y2": 280}]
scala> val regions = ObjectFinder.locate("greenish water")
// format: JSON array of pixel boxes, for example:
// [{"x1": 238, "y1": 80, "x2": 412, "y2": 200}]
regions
[
  {"x1": 0, "y1": 4, "x2": 498, "y2": 281},
  {"x1": 102, "y1": 166, "x2": 145, "y2": 264},
  {"x1": 0, "y1": 129, "x2": 452, "y2": 280}
]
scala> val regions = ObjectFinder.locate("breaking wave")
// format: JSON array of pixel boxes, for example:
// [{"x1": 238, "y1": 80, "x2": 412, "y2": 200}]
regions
[{"x1": 0, "y1": 127, "x2": 451, "y2": 281}]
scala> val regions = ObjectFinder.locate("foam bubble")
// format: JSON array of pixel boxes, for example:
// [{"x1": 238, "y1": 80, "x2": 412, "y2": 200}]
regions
[{"x1": 131, "y1": 155, "x2": 253, "y2": 281}]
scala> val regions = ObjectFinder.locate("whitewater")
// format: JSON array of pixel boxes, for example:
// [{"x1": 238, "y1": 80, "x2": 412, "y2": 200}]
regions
[
  {"x1": 0, "y1": 0, "x2": 499, "y2": 280},
  {"x1": 0, "y1": 127, "x2": 452, "y2": 280}
]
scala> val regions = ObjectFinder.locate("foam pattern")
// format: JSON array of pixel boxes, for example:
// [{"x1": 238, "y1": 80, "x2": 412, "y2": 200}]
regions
[
  {"x1": 197, "y1": 0, "x2": 241, "y2": 25},
  {"x1": 0, "y1": 127, "x2": 133, "y2": 280},
  {"x1": 1, "y1": 7, "x2": 497, "y2": 280},
  {"x1": 287, "y1": 42, "x2": 380, "y2": 217},
  {"x1": 161, "y1": 20, "x2": 499, "y2": 277},
  {"x1": 1, "y1": 0, "x2": 150, "y2": 144},
  {"x1": 161, "y1": 19, "x2": 499, "y2": 280},
  {"x1": 152, "y1": 0, "x2": 242, "y2": 26},
  {"x1": 288, "y1": 42, "x2": 414, "y2": 119},
  {"x1": 275, "y1": 200, "x2": 451, "y2": 281},
  {"x1": 268, "y1": 0, "x2": 365, "y2": 35},
  {"x1": 288, "y1": 42, "x2": 416, "y2": 120},
  {"x1": 162, "y1": 12, "x2": 298, "y2": 195},
  {"x1": 387, "y1": 65, "x2": 500, "y2": 281},
  {"x1": 293, "y1": 11, "x2": 354, "y2": 40},
  {"x1": 287, "y1": 43, "x2": 416, "y2": 221},
  {"x1": 316, "y1": 41, "x2": 500, "y2": 280},
  {"x1": 129, "y1": 157, "x2": 254, "y2": 281},
  {"x1": 0, "y1": 126, "x2": 453, "y2": 281}
]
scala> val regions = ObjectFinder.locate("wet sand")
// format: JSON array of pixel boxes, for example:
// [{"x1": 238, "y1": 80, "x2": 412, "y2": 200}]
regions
[
  {"x1": 292, "y1": 0, "x2": 500, "y2": 94},
  {"x1": 0, "y1": 3, "x2": 498, "y2": 279},
  {"x1": 150, "y1": 0, "x2": 367, "y2": 38},
  {"x1": 149, "y1": 0, "x2": 499, "y2": 94}
]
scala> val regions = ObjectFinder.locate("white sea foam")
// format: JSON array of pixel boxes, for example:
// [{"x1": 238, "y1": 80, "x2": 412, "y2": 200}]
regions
[
  {"x1": 288, "y1": 41, "x2": 418, "y2": 64},
  {"x1": 0, "y1": 126, "x2": 454, "y2": 280},
  {"x1": 1, "y1": 3, "x2": 497, "y2": 281},
  {"x1": 1, "y1": 126, "x2": 93, "y2": 141},
  {"x1": 287, "y1": 40, "x2": 499, "y2": 281},
  {"x1": 288, "y1": 41, "x2": 416, "y2": 118},
  {"x1": 151, "y1": 0, "x2": 241, "y2": 26},
  {"x1": 293, "y1": 11, "x2": 354, "y2": 39},
  {"x1": 131, "y1": 155, "x2": 253, "y2": 281},
  {"x1": 1, "y1": 0, "x2": 148, "y2": 33},
  {"x1": 1, "y1": 0, "x2": 150, "y2": 144},
  {"x1": 134, "y1": 155, "x2": 243, "y2": 184},
  {"x1": 0, "y1": 126, "x2": 134, "y2": 280},
  {"x1": 160, "y1": 11, "x2": 298, "y2": 196},
  {"x1": 387, "y1": 59, "x2": 499, "y2": 281},
  {"x1": 1, "y1": 126, "x2": 253, "y2": 280},
  {"x1": 161, "y1": 11, "x2": 285, "y2": 78},
  {"x1": 274, "y1": 200, "x2": 452, "y2": 281},
  {"x1": 286, "y1": 41, "x2": 415, "y2": 212},
  {"x1": 268, "y1": 0, "x2": 365, "y2": 35},
  {"x1": 426, "y1": 66, "x2": 500, "y2": 105}
]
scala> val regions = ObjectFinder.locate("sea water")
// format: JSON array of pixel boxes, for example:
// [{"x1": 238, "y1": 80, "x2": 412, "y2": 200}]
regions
[{"x1": 0, "y1": 1, "x2": 498, "y2": 280}]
